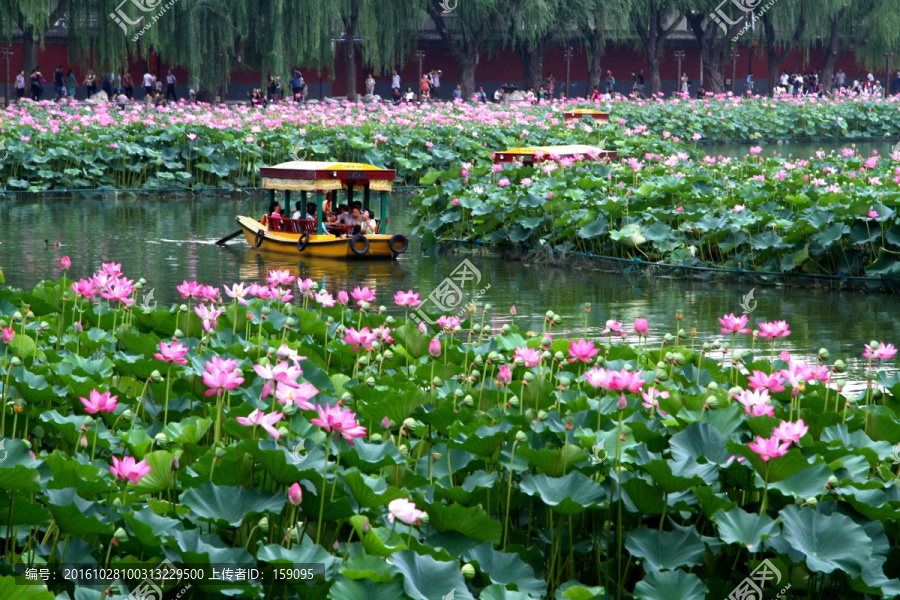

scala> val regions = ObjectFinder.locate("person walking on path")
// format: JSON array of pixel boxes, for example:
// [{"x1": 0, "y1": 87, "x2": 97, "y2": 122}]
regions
[
  {"x1": 123, "y1": 72, "x2": 133, "y2": 99},
  {"x1": 605, "y1": 70, "x2": 615, "y2": 95},
  {"x1": 142, "y1": 70, "x2": 153, "y2": 97},
  {"x1": 166, "y1": 70, "x2": 177, "y2": 101},
  {"x1": 365, "y1": 73, "x2": 375, "y2": 96},
  {"x1": 15, "y1": 70, "x2": 25, "y2": 101},
  {"x1": 30, "y1": 67, "x2": 44, "y2": 101},
  {"x1": 432, "y1": 70, "x2": 441, "y2": 99},
  {"x1": 66, "y1": 70, "x2": 76, "y2": 98},
  {"x1": 391, "y1": 69, "x2": 400, "y2": 91},
  {"x1": 53, "y1": 65, "x2": 65, "y2": 101}
]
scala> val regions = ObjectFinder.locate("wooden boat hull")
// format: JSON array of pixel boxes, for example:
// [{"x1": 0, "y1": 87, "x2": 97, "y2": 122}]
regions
[{"x1": 236, "y1": 216, "x2": 400, "y2": 258}]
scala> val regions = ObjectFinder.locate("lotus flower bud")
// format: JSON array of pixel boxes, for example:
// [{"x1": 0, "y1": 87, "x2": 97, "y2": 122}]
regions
[
  {"x1": 369, "y1": 433, "x2": 383, "y2": 443},
  {"x1": 288, "y1": 482, "x2": 303, "y2": 506},
  {"x1": 537, "y1": 410, "x2": 549, "y2": 421},
  {"x1": 833, "y1": 359, "x2": 847, "y2": 373},
  {"x1": 461, "y1": 564, "x2": 476, "y2": 580},
  {"x1": 705, "y1": 396, "x2": 719, "y2": 409},
  {"x1": 173, "y1": 329, "x2": 184, "y2": 338},
  {"x1": 154, "y1": 433, "x2": 167, "y2": 444},
  {"x1": 381, "y1": 417, "x2": 391, "y2": 430},
  {"x1": 403, "y1": 418, "x2": 417, "y2": 433},
  {"x1": 114, "y1": 527, "x2": 128, "y2": 543},
  {"x1": 258, "y1": 516, "x2": 269, "y2": 533},
  {"x1": 122, "y1": 409, "x2": 133, "y2": 421},
  {"x1": 515, "y1": 431, "x2": 528, "y2": 444},
  {"x1": 361, "y1": 520, "x2": 371, "y2": 534},
  {"x1": 617, "y1": 396, "x2": 627, "y2": 411},
  {"x1": 333, "y1": 540, "x2": 340, "y2": 551},
  {"x1": 398, "y1": 444, "x2": 409, "y2": 457}
]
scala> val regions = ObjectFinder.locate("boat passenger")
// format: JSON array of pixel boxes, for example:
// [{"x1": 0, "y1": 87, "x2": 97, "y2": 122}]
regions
[
  {"x1": 291, "y1": 201, "x2": 304, "y2": 220},
  {"x1": 306, "y1": 202, "x2": 317, "y2": 220},
  {"x1": 348, "y1": 207, "x2": 363, "y2": 235},
  {"x1": 325, "y1": 212, "x2": 340, "y2": 235},
  {"x1": 362, "y1": 211, "x2": 378, "y2": 234}
]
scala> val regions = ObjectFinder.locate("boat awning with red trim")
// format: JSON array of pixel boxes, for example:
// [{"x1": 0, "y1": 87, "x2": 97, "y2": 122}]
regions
[{"x1": 260, "y1": 161, "x2": 397, "y2": 191}]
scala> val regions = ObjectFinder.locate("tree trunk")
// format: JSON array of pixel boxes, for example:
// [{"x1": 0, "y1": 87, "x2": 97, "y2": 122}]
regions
[
  {"x1": 343, "y1": 1, "x2": 360, "y2": 101},
  {"x1": 701, "y1": 41, "x2": 725, "y2": 93},
  {"x1": 459, "y1": 52, "x2": 479, "y2": 100},
  {"x1": 586, "y1": 28, "x2": 604, "y2": 95},
  {"x1": 20, "y1": 32, "x2": 39, "y2": 74},
  {"x1": 647, "y1": 56, "x2": 661, "y2": 96},
  {"x1": 819, "y1": 7, "x2": 871, "y2": 92},
  {"x1": 763, "y1": 16, "x2": 788, "y2": 96},
  {"x1": 520, "y1": 43, "x2": 544, "y2": 93},
  {"x1": 687, "y1": 11, "x2": 744, "y2": 95}
]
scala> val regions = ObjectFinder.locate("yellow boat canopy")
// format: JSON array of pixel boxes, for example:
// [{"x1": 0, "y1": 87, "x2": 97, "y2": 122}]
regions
[
  {"x1": 563, "y1": 109, "x2": 610, "y2": 122},
  {"x1": 492, "y1": 144, "x2": 616, "y2": 164},
  {"x1": 259, "y1": 161, "x2": 396, "y2": 192}
]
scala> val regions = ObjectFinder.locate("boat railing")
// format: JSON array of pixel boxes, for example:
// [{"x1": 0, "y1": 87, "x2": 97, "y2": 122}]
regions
[{"x1": 268, "y1": 218, "x2": 317, "y2": 234}]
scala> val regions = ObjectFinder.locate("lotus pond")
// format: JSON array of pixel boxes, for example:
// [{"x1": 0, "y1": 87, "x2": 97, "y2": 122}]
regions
[{"x1": 0, "y1": 257, "x2": 900, "y2": 599}]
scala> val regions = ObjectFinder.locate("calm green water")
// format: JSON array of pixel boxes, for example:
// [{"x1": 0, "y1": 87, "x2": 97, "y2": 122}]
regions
[
  {"x1": 1, "y1": 191, "x2": 898, "y2": 381},
  {"x1": 703, "y1": 138, "x2": 896, "y2": 160}
]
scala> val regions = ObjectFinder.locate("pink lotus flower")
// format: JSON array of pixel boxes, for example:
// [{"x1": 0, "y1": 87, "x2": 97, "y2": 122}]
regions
[
  {"x1": 437, "y1": 315, "x2": 461, "y2": 331},
  {"x1": 202, "y1": 356, "x2": 245, "y2": 396},
  {"x1": 70, "y1": 279, "x2": 97, "y2": 299},
  {"x1": 351, "y1": 286, "x2": 376, "y2": 307},
  {"x1": 748, "y1": 435, "x2": 790, "y2": 461},
  {"x1": 633, "y1": 318, "x2": 649, "y2": 336},
  {"x1": 497, "y1": 364, "x2": 512, "y2": 385},
  {"x1": 641, "y1": 387, "x2": 669, "y2": 415},
  {"x1": 747, "y1": 370, "x2": 786, "y2": 393},
  {"x1": 387, "y1": 498, "x2": 426, "y2": 525},
  {"x1": 773, "y1": 419, "x2": 808, "y2": 445},
  {"x1": 1, "y1": 327, "x2": 13, "y2": 345},
  {"x1": 310, "y1": 403, "x2": 367, "y2": 445},
  {"x1": 102, "y1": 262, "x2": 123, "y2": 277},
  {"x1": 194, "y1": 304, "x2": 225, "y2": 333},
  {"x1": 600, "y1": 320, "x2": 626, "y2": 337},
  {"x1": 337, "y1": 290, "x2": 349, "y2": 305},
  {"x1": 101, "y1": 280, "x2": 135, "y2": 305},
  {"x1": 451, "y1": 198, "x2": 460, "y2": 206},
  {"x1": 868, "y1": 210, "x2": 879, "y2": 219},
  {"x1": 513, "y1": 346, "x2": 541, "y2": 368},
  {"x1": 568, "y1": 339, "x2": 599, "y2": 363},
  {"x1": 266, "y1": 269, "x2": 296, "y2": 286},
  {"x1": 177, "y1": 280, "x2": 203, "y2": 300},
  {"x1": 297, "y1": 279, "x2": 317, "y2": 297},
  {"x1": 863, "y1": 342, "x2": 897, "y2": 360},
  {"x1": 274, "y1": 382, "x2": 318, "y2": 410},
  {"x1": 381, "y1": 416, "x2": 391, "y2": 429},
  {"x1": 343, "y1": 327, "x2": 378, "y2": 352},
  {"x1": 314, "y1": 290, "x2": 335, "y2": 307},
  {"x1": 510, "y1": 305, "x2": 517, "y2": 316},
  {"x1": 757, "y1": 320, "x2": 791, "y2": 339},
  {"x1": 223, "y1": 283, "x2": 250, "y2": 306},
  {"x1": 719, "y1": 313, "x2": 751, "y2": 334},
  {"x1": 59, "y1": 256, "x2": 71, "y2": 270},
  {"x1": 253, "y1": 361, "x2": 305, "y2": 398},
  {"x1": 498, "y1": 177, "x2": 511, "y2": 187},
  {"x1": 110, "y1": 456, "x2": 152, "y2": 484},
  {"x1": 394, "y1": 290, "x2": 422, "y2": 308},
  {"x1": 736, "y1": 388, "x2": 772, "y2": 417},
  {"x1": 153, "y1": 340, "x2": 190, "y2": 365},
  {"x1": 585, "y1": 367, "x2": 614, "y2": 390},
  {"x1": 276, "y1": 344, "x2": 306, "y2": 363},
  {"x1": 428, "y1": 337, "x2": 442, "y2": 357},
  {"x1": 236, "y1": 408, "x2": 284, "y2": 439},
  {"x1": 288, "y1": 482, "x2": 303, "y2": 506},
  {"x1": 80, "y1": 390, "x2": 118, "y2": 414}
]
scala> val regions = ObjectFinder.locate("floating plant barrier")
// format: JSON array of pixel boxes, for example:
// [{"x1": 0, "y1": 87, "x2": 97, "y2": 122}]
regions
[
  {"x1": 1, "y1": 95, "x2": 900, "y2": 191},
  {"x1": 413, "y1": 139, "x2": 900, "y2": 278},
  {"x1": 0, "y1": 260, "x2": 899, "y2": 598}
]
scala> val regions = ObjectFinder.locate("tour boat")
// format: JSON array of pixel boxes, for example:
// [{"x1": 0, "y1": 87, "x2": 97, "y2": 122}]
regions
[
  {"x1": 491, "y1": 144, "x2": 617, "y2": 165},
  {"x1": 237, "y1": 161, "x2": 409, "y2": 259},
  {"x1": 562, "y1": 109, "x2": 610, "y2": 123}
]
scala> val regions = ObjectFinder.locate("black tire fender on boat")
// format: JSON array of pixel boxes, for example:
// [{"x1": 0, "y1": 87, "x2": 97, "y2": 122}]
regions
[
  {"x1": 388, "y1": 233, "x2": 409, "y2": 255},
  {"x1": 254, "y1": 229, "x2": 265, "y2": 248},
  {"x1": 349, "y1": 234, "x2": 370, "y2": 256},
  {"x1": 296, "y1": 232, "x2": 310, "y2": 252}
]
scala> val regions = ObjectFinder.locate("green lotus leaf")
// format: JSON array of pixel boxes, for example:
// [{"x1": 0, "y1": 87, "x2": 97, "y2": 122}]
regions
[
  {"x1": 633, "y1": 569, "x2": 708, "y2": 600},
  {"x1": 180, "y1": 482, "x2": 286, "y2": 527},
  {"x1": 625, "y1": 526, "x2": 705, "y2": 571},
  {"x1": 519, "y1": 472, "x2": 606, "y2": 515},
  {"x1": 389, "y1": 550, "x2": 476, "y2": 600}
]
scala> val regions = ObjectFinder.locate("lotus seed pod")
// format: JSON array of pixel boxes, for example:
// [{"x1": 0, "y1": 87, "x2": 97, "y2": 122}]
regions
[
  {"x1": 283, "y1": 405, "x2": 296, "y2": 415},
  {"x1": 712, "y1": 341, "x2": 721, "y2": 349},
  {"x1": 258, "y1": 516, "x2": 269, "y2": 533},
  {"x1": 402, "y1": 418, "x2": 418, "y2": 432},
  {"x1": 359, "y1": 301, "x2": 370, "y2": 311},
  {"x1": 728, "y1": 386, "x2": 743, "y2": 397},
  {"x1": 431, "y1": 452, "x2": 442, "y2": 461},
  {"x1": 461, "y1": 564, "x2": 476, "y2": 580},
  {"x1": 454, "y1": 388, "x2": 464, "y2": 398},
  {"x1": 114, "y1": 527, "x2": 128, "y2": 543},
  {"x1": 33, "y1": 426, "x2": 44, "y2": 439},
  {"x1": 817, "y1": 348, "x2": 829, "y2": 360},
  {"x1": 673, "y1": 353, "x2": 686, "y2": 366},
  {"x1": 508, "y1": 396, "x2": 519, "y2": 407},
  {"x1": 419, "y1": 512, "x2": 429, "y2": 523},
  {"x1": 327, "y1": 316, "x2": 335, "y2": 324},
  {"x1": 827, "y1": 475, "x2": 838, "y2": 486},
  {"x1": 707, "y1": 381, "x2": 718, "y2": 390},
  {"x1": 463, "y1": 395, "x2": 474, "y2": 406},
  {"x1": 474, "y1": 355, "x2": 484, "y2": 366},
  {"x1": 286, "y1": 317, "x2": 298, "y2": 327},
  {"x1": 0, "y1": 319, "x2": 5, "y2": 327},
  {"x1": 836, "y1": 378, "x2": 847, "y2": 388},
  {"x1": 371, "y1": 340, "x2": 381, "y2": 352},
  {"x1": 664, "y1": 352, "x2": 674, "y2": 361},
  {"x1": 542, "y1": 350, "x2": 552, "y2": 360},
  {"x1": 377, "y1": 305, "x2": 387, "y2": 313},
  {"x1": 12, "y1": 311, "x2": 23, "y2": 321},
  {"x1": 154, "y1": 433, "x2": 167, "y2": 444},
  {"x1": 369, "y1": 433, "x2": 383, "y2": 443},
  {"x1": 385, "y1": 315, "x2": 396, "y2": 325},
  {"x1": 214, "y1": 446, "x2": 227, "y2": 458},
  {"x1": 655, "y1": 369, "x2": 668, "y2": 381},
  {"x1": 122, "y1": 409, "x2": 133, "y2": 421},
  {"x1": 261, "y1": 306, "x2": 272, "y2": 316},
  {"x1": 358, "y1": 355, "x2": 369, "y2": 366},
  {"x1": 537, "y1": 410, "x2": 549, "y2": 421},
  {"x1": 482, "y1": 326, "x2": 492, "y2": 336},
  {"x1": 525, "y1": 408, "x2": 534, "y2": 420},
  {"x1": 656, "y1": 361, "x2": 666, "y2": 370},
  {"x1": 523, "y1": 372, "x2": 536, "y2": 383},
  {"x1": 663, "y1": 333, "x2": 674, "y2": 342},
  {"x1": 869, "y1": 340, "x2": 880, "y2": 350},
  {"x1": 341, "y1": 391, "x2": 353, "y2": 402},
  {"x1": 545, "y1": 310, "x2": 554, "y2": 319},
  {"x1": 374, "y1": 353, "x2": 384, "y2": 363},
  {"x1": 83, "y1": 416, "x2": 95, "y2": 426},
  {"x1": 384, "y1": 350, "x2": 394, "y2": 360},
  {"x1": 541, "y1": 335, "x2": 552, "y2": 346},
  {"x1": 483, "y1": 303, "x2": 492, "y2": 312},
  {"x1": 173, "y1": 329, "x2": 185, "y2": 338},
  {"x1": 150, "y1": 369, "x2": 163, "y2": 383},
  {"x1": 678, "y1": 329, "x2": 687, "y2": 338},
  {"x1": 22, "y1": 439, "x2": 31, "y2": 449},
  {"x1": 559, "y1": 376, "x2": 571, "y2": 388},
  {"x1": 179, "y1": 304, "x2": 188, "y2": 312},
  {"x1": 833, "y1": 359, "x2": 847, "y2": 373},
  {"x1": 554, "y1": 351, "x2": 565, "y2": 362},
  {"x1": 805, "y1": 497, "x2": 818, "y2": 507},
  {"x1": 623, "y1": 364, "x2": 633, "y2": 372},
  {"x1": 134, "y1": 282, "x2": 144, "y2": 291},
  {"x1": 398, "y1": 444, "x2": 409, "y2": 457},
  {"x1": 515, "y1": 431, "x2": 528, "y2": 443},
  {"x1": 366, "y1": 376, "x2": 376, "y2": 386},
  {"x1": 706, "y1": 397, "x2": 719, "y2": 409},
  {"x1": 470, "y1": 370, "x2": 481, "y2": 380},
  {"x1": 432, "y1": 376, "x2": 443, "y2": 387},
  {"x1": 10, "y1": 357, "x2": 21, "y2": 366},
  {"x1": 276, "y1": 426, "x2": 289, "y2": 437},
  {"x1": 702, "y1": 342, "x2": 711, "y2": 351}
]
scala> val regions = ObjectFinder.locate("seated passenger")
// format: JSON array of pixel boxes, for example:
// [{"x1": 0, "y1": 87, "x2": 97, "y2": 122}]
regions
[
  {"x1": 306, "y1": 202, "x2": 317, "y2": 221},
  {"x1": 362, "y1": 211, "x2": 378, "y2": 234},
  {"x1": 291, "y1": 201, "x2": 303, "y2": 220},
  {"x1": 347, "y1": 207, "x2": 362, "y2": 235},
  {"x1": 325, "y1": 211, "x2": 340, "y2": 235}
]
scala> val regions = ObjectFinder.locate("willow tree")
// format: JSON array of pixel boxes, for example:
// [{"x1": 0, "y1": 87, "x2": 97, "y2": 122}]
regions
[
  {"x1": 630, "y1": 0, "x2": 682, "y2": 96},
  {"x1": 684, "y1": 0, "x2": 748, "y2": 93},
  {"x1": 569, "y1": 0, "x2": 631, "y2": 95},
  {"x1": 0, "y1": 0, "x2": 68, "y2": 73},
  {"x1": 760, "y1": 0, "x2": 808, "y2": 95},
  {"x1": 337, "y1": 0, "x2": 418, "y2": 101},
  {"x1": 507, "y1": 0, "x2": 565, "y2": 94},
  {"x1": 423, "y1": 0, "x2": 509, "y2": 99}
]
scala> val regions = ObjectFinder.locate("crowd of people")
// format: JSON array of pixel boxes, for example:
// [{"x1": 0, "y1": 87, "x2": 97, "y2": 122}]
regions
[
  {"x1": 262, "y1": 195, "x2": 378, "y2": 237},
  {"x1": 15, "y1": 64, "x2": 185, "y2": 107}
]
